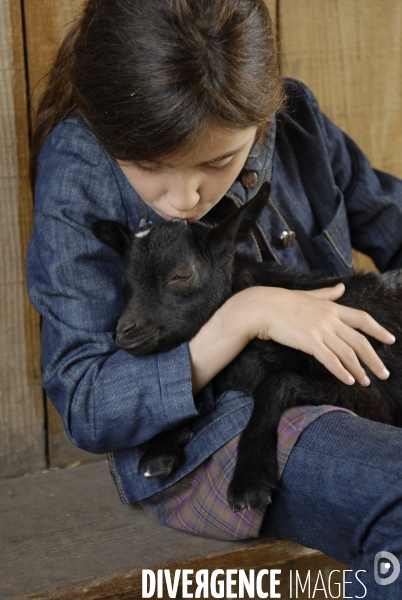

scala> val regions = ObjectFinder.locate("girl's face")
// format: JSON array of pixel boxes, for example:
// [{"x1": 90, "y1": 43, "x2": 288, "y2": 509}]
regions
[{"x1": 118, "y1": 125, "x2": 257, "y2": 222}]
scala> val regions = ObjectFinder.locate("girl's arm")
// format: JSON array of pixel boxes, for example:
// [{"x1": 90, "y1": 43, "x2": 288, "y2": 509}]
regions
[{"x1": 189, "y1": 283, "x2": 395, "y2": 394}]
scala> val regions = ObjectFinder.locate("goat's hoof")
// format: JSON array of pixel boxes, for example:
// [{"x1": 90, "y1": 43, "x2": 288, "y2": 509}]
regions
[
  {"x1": 227, "y1": 478, "x2": 275, "y2": 512},
  {"x1": 139, "y1": 449, "x2": 184, "y2": 478}
]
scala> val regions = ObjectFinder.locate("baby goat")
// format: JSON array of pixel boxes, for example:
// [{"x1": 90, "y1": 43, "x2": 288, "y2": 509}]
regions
[{"x1": 93, "y1": 182, "x2": 402, "y2": 512}]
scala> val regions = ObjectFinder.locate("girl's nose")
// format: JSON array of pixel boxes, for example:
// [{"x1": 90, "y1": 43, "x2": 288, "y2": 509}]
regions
[{"x1": 166, "y1": 174, "x2": 201, "y2": 213}]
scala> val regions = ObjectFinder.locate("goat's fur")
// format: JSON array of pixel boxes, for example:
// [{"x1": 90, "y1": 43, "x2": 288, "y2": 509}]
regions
[{"x1": 93, "y1": 182, "x2": 402, "y2": 511}]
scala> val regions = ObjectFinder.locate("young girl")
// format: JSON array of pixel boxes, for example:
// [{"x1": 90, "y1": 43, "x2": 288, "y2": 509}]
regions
[{"x1": 27, "y1": 0, "x2": 402, "y2": 595}]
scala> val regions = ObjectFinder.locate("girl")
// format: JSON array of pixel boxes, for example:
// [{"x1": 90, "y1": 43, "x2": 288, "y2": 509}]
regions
[{"x1": 27, "y1": 0, "x2": 402, "y2": 596}]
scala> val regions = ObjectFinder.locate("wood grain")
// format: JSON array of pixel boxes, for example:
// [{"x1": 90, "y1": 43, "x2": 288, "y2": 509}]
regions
[
  {"x1": 0, "y1": 0, "x2": 46, "y2": 478},
  {"x1": 264, "y1": 0, "x2": 277, "y2": 28},
  {"x1": 23, "y1": 0, "x2": 83, "y2": 115},
  {"x1": 279, "y1": 0, "x2": 402, "y2": 272}
]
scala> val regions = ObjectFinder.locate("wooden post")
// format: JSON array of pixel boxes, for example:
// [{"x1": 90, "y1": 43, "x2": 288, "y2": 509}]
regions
[{"x1": 0, "y1": 0, "x2": 46, "y2": 477}]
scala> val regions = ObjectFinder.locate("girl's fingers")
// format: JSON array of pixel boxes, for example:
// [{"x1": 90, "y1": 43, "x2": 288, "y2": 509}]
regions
[
  {"x1": 337, "y1": 305, "x2": 396, "y2": 345},
  {"x1": 304, "y1": 283, "x2": 345, "y2": 302},
  {"x1": 306, "y1": 289, "x2": 396, "y2": 346},
  {"x1": 309, "y1": 341, "x2": 357, "y2": 386},
  {"x1": 311, "y1": 331, "x2": 384, "y2": 387},
  {"x1": 324, "y1": 323, "x2": 390, "y2": 384},
  {"x1": 250, "y1": 286, "x2": 395, "y2": 386},
  {"x1": 322, "y1": 331, "x2": 372, "y2": 386}
]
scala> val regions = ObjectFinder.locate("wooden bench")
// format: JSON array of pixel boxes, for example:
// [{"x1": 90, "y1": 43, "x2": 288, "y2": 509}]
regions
[{"x1": 0, "y1": 460, "x2": 326, "y2": 600}]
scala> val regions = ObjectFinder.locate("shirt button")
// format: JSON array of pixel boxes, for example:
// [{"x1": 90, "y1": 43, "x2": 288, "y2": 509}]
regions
[
  {"x1": 280, "y1": 230, "x2": 296, "y2": 248},
  {"x1": 241, "y1": 170, "x2": 258, "y2": 189}
]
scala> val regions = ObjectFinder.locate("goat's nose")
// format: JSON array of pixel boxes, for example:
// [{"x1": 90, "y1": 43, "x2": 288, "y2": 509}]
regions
[
  {"x1": 116, "y1": 314, "x2": 141, "y2": 335},
  {"x1": 117, "y1": 320, "x2": 135, "y2": 335},
  {"x1": 117, "y1": 314, "x2": 149, "y2": 336}
]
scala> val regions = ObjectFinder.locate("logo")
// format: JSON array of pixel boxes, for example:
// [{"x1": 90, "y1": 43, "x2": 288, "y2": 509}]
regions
[{"x1": 374, "y1": 551, "x2": 400, "y2": 585}]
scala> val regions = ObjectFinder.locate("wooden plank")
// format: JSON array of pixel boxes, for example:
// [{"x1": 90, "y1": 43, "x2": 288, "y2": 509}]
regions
[
  {"x1": 23, "y1": 0, "x2": 104, "y2": 468},
  {"x1": 0, "y1": 0, "x2": 46, "y2": 477},
  {"x1": 23, "y1": 0, "x2": 83, "y2": 115},
  {"x1": 264, "y1": 0, "x2": 277, "y2": 29},
  {"x1": 279, "y1": 0, "x2": 402, "y2": 272},
  {"x1": 0, "y1": 460, "x2": 323, "y2": 600}
]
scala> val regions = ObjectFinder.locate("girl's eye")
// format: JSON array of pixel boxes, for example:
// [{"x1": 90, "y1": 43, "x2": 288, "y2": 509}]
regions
[
  {"x1": 135, "y1": 163, "x2": 164, "y2": 173},
  {"x1": 208, "y1": 160, "x2": 233, "y2": 173},
  {"x1": 136, "y1": 161, "x2": 233, "y2": 174},
  {"x1": 136, "y1": 164, "x2": 157, "y2": 173}
]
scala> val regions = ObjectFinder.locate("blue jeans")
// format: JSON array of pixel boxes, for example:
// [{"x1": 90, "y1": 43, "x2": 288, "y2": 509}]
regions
[{"x1": 261, "y1": 412, "x2": 402, "y2": 599}]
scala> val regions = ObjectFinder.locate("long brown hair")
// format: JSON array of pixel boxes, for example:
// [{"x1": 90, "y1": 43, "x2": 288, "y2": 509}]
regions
[{"x1": 31, "y1": 0, "x2": 283, "y2": 185}]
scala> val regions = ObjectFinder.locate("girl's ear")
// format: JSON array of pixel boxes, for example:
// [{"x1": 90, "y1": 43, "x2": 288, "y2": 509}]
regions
[
  {"x1": 208, "y1": 181, "x2": 271, "y2": 250},
  {"x1": 92, "y1": 220, "x2": 130, "y2": 257}
]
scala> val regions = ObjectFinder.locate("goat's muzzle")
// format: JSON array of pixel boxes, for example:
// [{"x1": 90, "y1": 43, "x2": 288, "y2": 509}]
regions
[{"x1": 116, "y1": 316, "x2": 159, "y2": 354}]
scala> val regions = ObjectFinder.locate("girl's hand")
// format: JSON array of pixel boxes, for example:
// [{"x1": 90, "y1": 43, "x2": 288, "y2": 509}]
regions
[{"x1": 236, "y1": 282, "x2": 395, "y2": 387}]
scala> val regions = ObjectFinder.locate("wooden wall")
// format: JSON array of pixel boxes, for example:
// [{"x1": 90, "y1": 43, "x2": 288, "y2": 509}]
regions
[
  {"x1": 0, "y1": 0, "x2": 45, "y2": 477},
  {"x1": 0, "y1": 0, "x2": 401, "y2": 478}
]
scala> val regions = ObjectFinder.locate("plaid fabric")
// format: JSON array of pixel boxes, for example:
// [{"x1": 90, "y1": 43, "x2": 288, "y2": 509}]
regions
[{"x1": 139, "y1": 405, "x2": 356, "y2": 541}]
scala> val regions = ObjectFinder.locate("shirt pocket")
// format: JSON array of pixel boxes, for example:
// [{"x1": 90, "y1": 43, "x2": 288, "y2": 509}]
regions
[{"x1": 310, "y1": 188, "x2": 354, "y2": 276}]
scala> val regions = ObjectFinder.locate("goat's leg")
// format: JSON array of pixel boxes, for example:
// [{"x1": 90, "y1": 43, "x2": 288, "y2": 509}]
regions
[
  {"x1": 139, "y1": 423, "x2": 193, "y2": 478},
  {"x1": 227, "y1": 371, "x2": 322, "y2": 512}
]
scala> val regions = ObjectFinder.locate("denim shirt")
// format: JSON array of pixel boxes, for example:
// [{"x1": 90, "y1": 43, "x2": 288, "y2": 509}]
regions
[{"x1": 26, "y1": 79, "x2": 402, "y2": 503}]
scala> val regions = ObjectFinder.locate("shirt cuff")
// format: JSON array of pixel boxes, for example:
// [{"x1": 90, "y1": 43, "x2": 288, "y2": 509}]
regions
[{"x1": 156, "y1": 342, "x2": 199, "y2": 425}]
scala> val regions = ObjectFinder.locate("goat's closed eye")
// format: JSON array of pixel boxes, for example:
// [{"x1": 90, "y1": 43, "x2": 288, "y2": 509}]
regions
[{"x1": 166, "y1": 270, "x2": 194, "y2": 285}]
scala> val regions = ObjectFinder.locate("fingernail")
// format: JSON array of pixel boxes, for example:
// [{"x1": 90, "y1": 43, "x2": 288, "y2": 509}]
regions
[
  {"x1": 363, "y1": 375, "x2": 371, "y2": 386},
  {"x1": 347, "y1": 375, "x2": 355, "y2": 385},
  {"x1": 388, "y1": 334, "x2": 396, "y2": 343},
  {"x1": 381, "y1": 367, "x2": 390, "y2": 379}
]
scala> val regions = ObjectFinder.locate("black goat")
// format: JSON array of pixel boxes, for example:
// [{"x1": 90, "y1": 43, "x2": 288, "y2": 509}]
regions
[{"x1": 93, "y1": 182, "x2": 402, "y2": 512}]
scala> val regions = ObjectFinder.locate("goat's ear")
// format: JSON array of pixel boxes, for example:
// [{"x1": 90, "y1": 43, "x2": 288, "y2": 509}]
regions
[
  {"x1": 209, "y1": 181, "x2": 271, "y2": 249},
  {"x1": 92, "y1": 220, "x2": 130, "y2": 257}
]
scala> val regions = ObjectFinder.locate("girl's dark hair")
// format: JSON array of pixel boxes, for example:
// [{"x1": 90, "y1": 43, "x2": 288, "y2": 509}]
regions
[{"x1": 31, "y1": 0, "x2": 283, "y2": 184}]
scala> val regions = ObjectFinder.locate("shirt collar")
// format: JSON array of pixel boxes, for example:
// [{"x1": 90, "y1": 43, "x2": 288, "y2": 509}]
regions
[{"x1": 227, "y1": 119, "x2": 276, "y2": 206}]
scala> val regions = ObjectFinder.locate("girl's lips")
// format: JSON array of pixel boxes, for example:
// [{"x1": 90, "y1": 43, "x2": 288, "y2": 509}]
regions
[{"x1": 165, "y1": 214, "x2": 199, "y2": 223}]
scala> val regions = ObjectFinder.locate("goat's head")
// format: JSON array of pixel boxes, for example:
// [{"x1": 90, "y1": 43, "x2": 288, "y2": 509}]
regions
[{"x1": 92, "y1": 181, "x2": 270, "y2": 355}]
